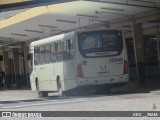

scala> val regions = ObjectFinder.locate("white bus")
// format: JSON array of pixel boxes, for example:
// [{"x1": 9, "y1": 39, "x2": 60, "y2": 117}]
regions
[{"x1": 28, "y1": 29, "x2": 129, "y2": 97}]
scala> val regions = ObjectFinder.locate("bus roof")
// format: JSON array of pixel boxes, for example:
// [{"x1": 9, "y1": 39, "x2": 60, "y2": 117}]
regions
[
  {"x1": 29, "y1": 28, "x2": 122, "y2": 47},
  {"x1": 30, "y1": 31, "x2": 75, "y2": 47}
]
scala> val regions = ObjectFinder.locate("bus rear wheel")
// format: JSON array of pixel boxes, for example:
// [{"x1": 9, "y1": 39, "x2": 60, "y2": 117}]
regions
[{"x1": 36, "y1": 80, "x2": 48, "y2": 97}]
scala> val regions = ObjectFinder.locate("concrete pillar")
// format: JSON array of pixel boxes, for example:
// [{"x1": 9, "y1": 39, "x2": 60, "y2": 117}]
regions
[
  {"x1": 0, "y1": 49, "x2": 4, "y2": 71},
  {"x1": 132, "y1": 22, "x2": 145, "y2": 86},
  {"x1": 13, "y1": 48, "x2": 20, "y2": 75},
  {"x1": 2, "y1": 47, "x2": 9, "y2": 76},
  {"x1": 22, "y1": 43, "x2": 29, "y2": 87},
  {"x1": 13, "y1": 48, "x2": 20, "y2": 88},
  {"x1": 2, "y1": 47, "x2": 11, "y2": 88},
  {"x1": 23, "y1": 43, "x2": 29, "y2": 74}
]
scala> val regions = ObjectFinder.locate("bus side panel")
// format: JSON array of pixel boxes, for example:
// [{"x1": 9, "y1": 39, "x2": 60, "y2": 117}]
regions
[
  {"x1": 39, "y1": 64, "x2": 57, "y2": 91},
  {"x1": 63, "y1": 61, "x2": 77, "y2": 91}
]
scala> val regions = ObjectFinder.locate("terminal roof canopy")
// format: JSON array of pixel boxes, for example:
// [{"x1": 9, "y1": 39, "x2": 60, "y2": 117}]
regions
[{"x1": 0, "y1": 0, "x2": 160, "y2": 46}]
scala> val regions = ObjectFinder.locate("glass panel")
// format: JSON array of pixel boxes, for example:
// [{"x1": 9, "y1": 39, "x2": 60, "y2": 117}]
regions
[
  {"x1": 51, "y1": 43, "x2": 57, "y2": 63},
  {"x1": 78, "y1": 30, "x2": 123, "y2": 57},
  {"x1": 34, "y1": 46, "x2": 39, "y2": 65},
  {"x1": 45, "y1": 44, "x2": 51, "y2": 63},
  {"x1": 40, "y1": 45, "x2": 45, "y2": 64},
  {"x1": 56, "y1": 41, "x2": 63, "y2": 62}
]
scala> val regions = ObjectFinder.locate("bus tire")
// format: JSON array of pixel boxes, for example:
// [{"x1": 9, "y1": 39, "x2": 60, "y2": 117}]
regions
[
  {"x1": 57, "y1": 79, "x2": 65, "y2": 98},
  {"x1": 36, "y1": 80, "x2": 48, "y2": 98}
]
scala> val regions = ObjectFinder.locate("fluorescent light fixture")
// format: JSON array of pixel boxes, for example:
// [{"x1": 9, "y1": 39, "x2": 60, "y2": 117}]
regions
[
  {"x1": 77, "y1": 14, "x2": 98, "y2": 18},
  {"x1": 101, "y1": 7, "x2": 125, "y2": 11},
  {"x1": 25, "y1": 29, "x2": 42, "y2": 33},
  {"x1": 38, "y1": 25, "x2": 57, "y2": 28},
  {"x1": 51, "y1": 29, "x2": 64, "y2": 34},
  {"x1": 56, "y1": 19, "x2": 77, "y2": 24},
  {"x1": 91, "y1": 19, "x2": 108, "y2": 23},
  {"x1": 96, "y1": 11, "x2": 129, "y2": 17},
  {"x1": 11, "y1": 33, "x2": 27, "y2": 37},
  {"x1": 51, "y1": 29, "x2": 64, "y2": 32}
]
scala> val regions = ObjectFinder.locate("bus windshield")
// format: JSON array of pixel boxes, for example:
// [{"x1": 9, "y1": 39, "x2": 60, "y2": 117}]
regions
[{"x1": 78, "y1": 30, "x2": 123, "y2": 57}]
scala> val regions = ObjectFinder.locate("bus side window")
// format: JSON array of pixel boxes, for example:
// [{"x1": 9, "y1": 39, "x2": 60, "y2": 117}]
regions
[
  {"x1": 67, "y1": 38, "x2": 74, "y2": 60},
  {"x1": 29, "y1": 53, "x2": 33, "y2": 67},
  {"x1": 56, "y1": 41, "x2": 63, "y2": 62},
  {"x1": 34, "y1": 46, "x2": 39, "y2": 65},
  {"x1": 63, "y1": 40, "x2": 69, "y2": 60},
  {"x1": 51, "y1": 42, "x2": 57, "y2": 63},
  {"x1": 63, "y1": 38, "x2": 74, "y2": 60},
  {"x1": 45, "y1": 44, "x2": 51, "y2": 63},
  {"x1": 40, "y1": 45, "x2": 45, "y2": 64}
]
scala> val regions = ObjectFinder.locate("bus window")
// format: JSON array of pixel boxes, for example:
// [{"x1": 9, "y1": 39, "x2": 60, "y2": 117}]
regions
[
  {"x1": 63, "y1": 39, "x2": 74, "y2": 60},
  {"x1": 45, "y1": 44, "x2": 51, "y2": 63},
  {"x1": 63, "y1": 40, "x2": 68, "y2": 60},
  {"x1": 56, "y1": 41, "x2": 63, "y2": 62},
  {"x1": 51, "y1": 42, "x2": 57, "y2": 63},
  {"x1": 40, "y1": 45, "x2": 45, "y2": 64},
  {"x1": 34, "y1": 46, "x2": 40, "y2": 65},
  {"x1": 28, "y1": 53, "x2": 33, "y2": 75},
  {"x1": 29, "y1": 53, "x2": 33, "y2": 67},
  {"x1": 78, "y1": 30, "x2": 123, "y2": 57}
]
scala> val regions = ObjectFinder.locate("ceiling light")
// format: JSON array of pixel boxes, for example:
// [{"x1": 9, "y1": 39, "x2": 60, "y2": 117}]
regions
[
  {"x1": 91, "y1": 19, "x2": 108, "y2": 23},
  {"x1": 77, "y1": 14, "x2": 98, "y2": 18},
  {"x1": 25, "y1": 29, "x2": 42, "y2": 33},
  {"x1": 56, "y1": 19, "x2": 77, "y2": 24},
  {"x1": 38, "y1": 25, "x2": 57, "y2": 28},
  {"x1": 101, "y1": 7, "x2": 125, "y2": 11},
  {"x1": 96, "y1": 11, "x2": 129, "y2": 17},
  {"x1": 11, "y1": 33, "x2": 27, "y2": 37}
]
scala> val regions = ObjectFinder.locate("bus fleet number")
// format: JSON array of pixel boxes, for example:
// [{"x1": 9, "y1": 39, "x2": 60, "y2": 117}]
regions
[{"x1": 109, "y1": 58, "x2": 123, "y2": 63}]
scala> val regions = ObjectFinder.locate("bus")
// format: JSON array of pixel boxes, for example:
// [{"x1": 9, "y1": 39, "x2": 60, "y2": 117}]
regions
[{"x1": 28, "y1": 29, "x2": 129, "y2": 97}]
